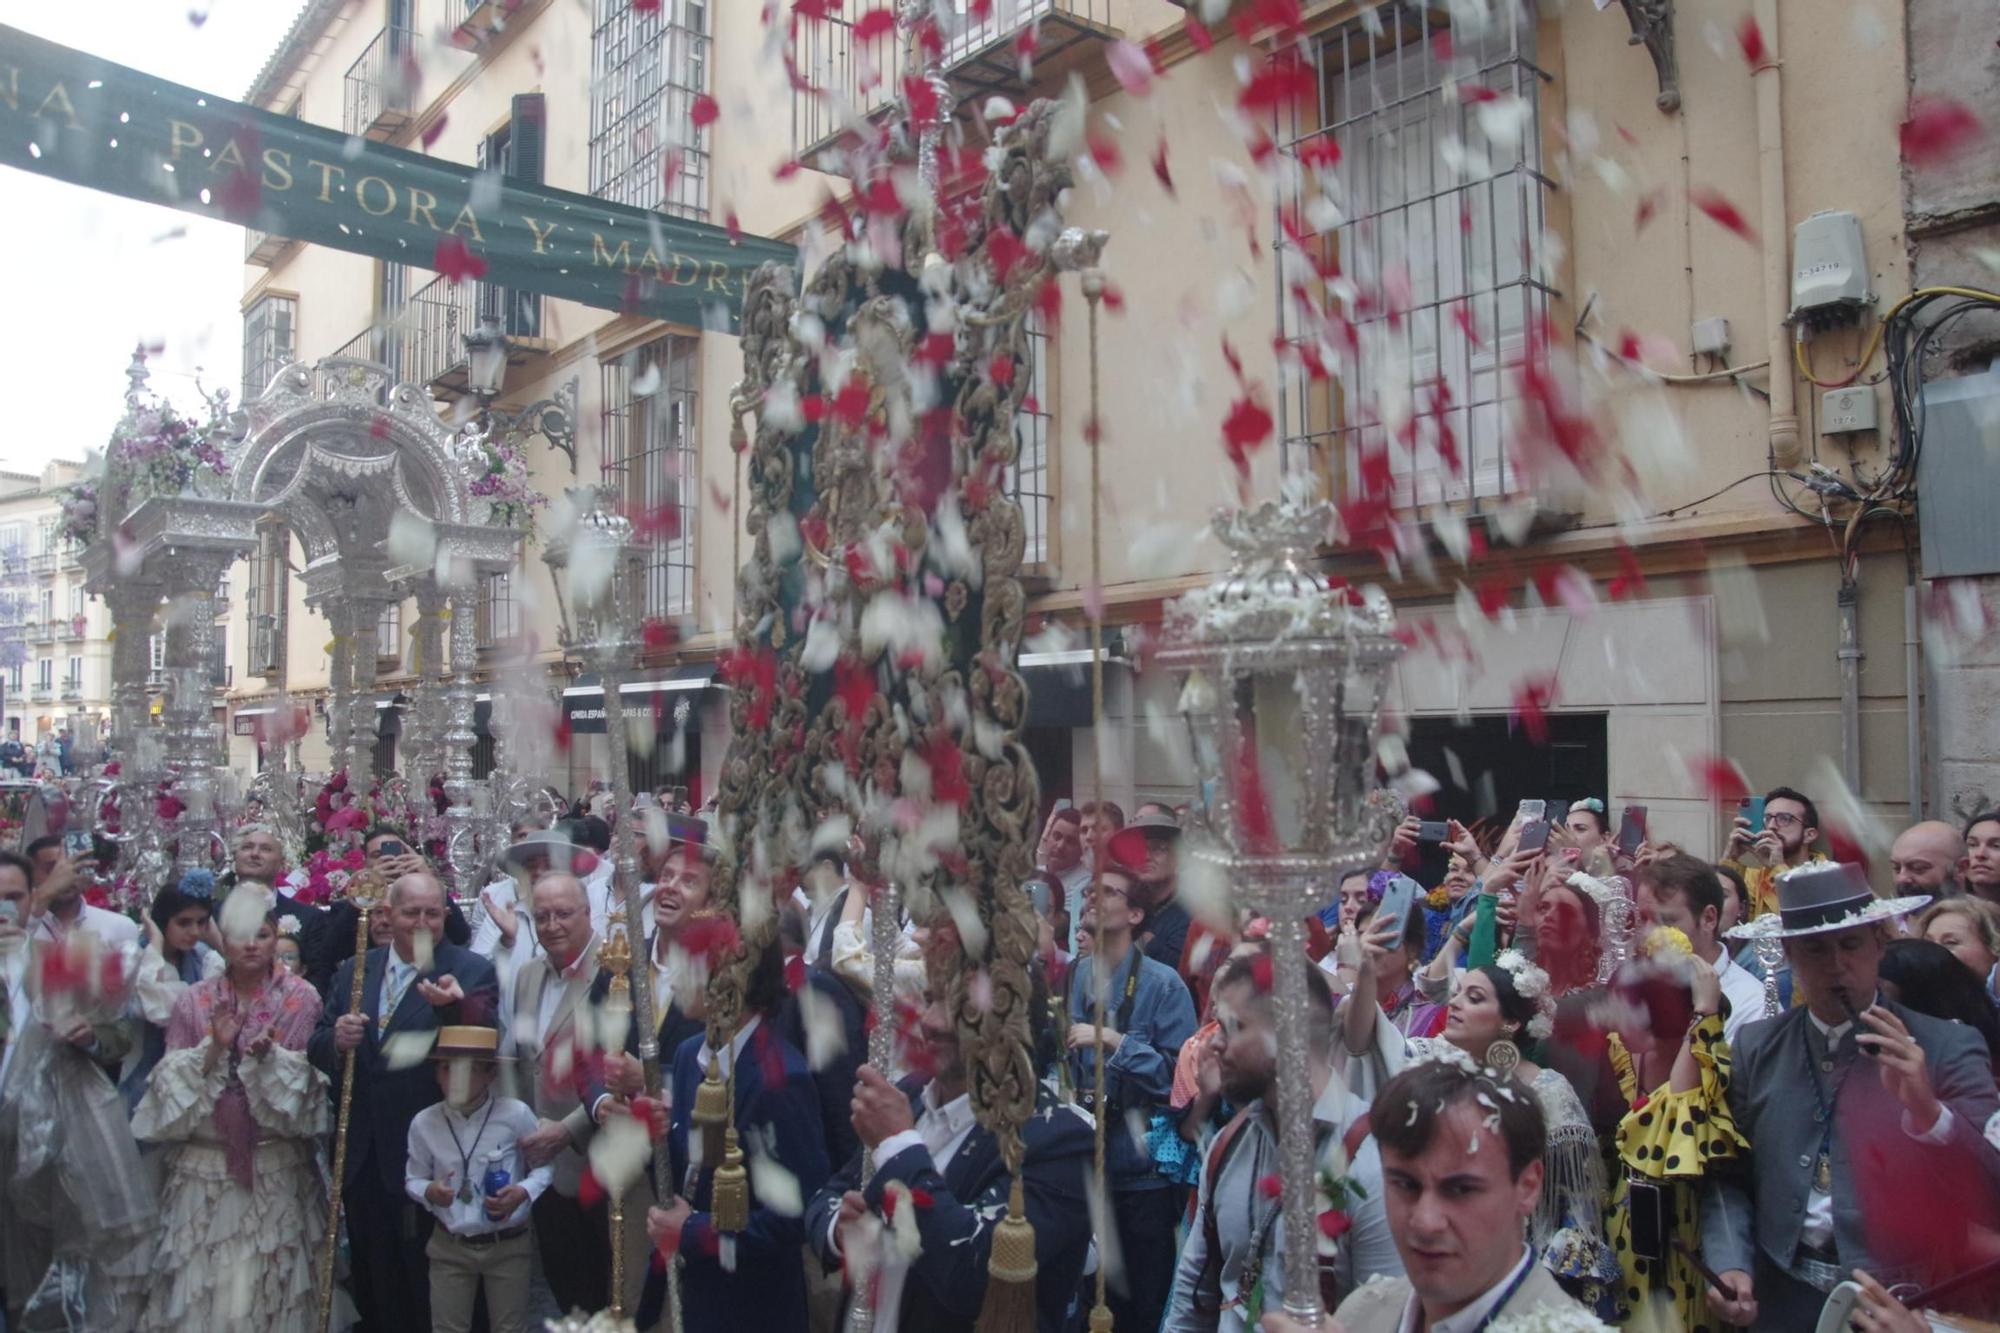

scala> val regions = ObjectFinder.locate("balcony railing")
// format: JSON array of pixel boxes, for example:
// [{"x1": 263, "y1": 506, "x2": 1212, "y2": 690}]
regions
[
  {"x1": 30, "y1": 684, "x2": 50, "y2": 703},
  {"x1": 792, "y1": 0, "x2": 1122, "y2": 162},
  {"x1": 28, "y1": 553, "x2": 54, "y2": 576},
  {"x1": 60, "y1": 677, "x2": 80, "y2": 700},
  {"x1": 336, "y1": 278, "x2": 545, "y2": 393},
  {"x1": 60, "y1": 542, "x2": 82, "y2": 569},
  {"x1": 245, "y1": 228, "x2": 293, "y2": 266},
  {"x1": 30, "y1": 621, "x2": 53, "y2": 643},
  {"x1": 344, "y1": 24, "x2": 416, "y2": 140},
  {"x1": 59, "y1": 618, "x2": 85, "y2": 641}
]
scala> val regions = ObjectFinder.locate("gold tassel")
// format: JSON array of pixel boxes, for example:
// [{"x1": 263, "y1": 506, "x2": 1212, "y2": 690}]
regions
[
  {"x1": 692, "y1": 1064, "x2": 730, "y2": 1169},
  {"x1": 710, "y1": 1121, "x2": 749, "y2": 1234},
  {"x1": 973, "y1": 1178, "x2": 1037, "y2": 1333}
]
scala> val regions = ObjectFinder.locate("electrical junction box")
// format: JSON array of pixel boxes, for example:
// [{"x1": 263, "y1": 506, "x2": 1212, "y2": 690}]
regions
[
  {"x1": 1822, "y1": 386, "x2": 1877, "y2": 434},
  {"x1": 1691, "y1": 316, "x2": 1730, "y2": 356},
  {"x1": 1791, "y1": 210, "x2": 1871, "y2": 327}
]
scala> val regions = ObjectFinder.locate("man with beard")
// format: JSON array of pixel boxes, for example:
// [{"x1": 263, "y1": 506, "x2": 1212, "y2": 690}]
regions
[
  {"x1": 1162, "y1": 949, "x2": 1398, "y2": 1331},
  {"x1": 805, "y1": 971, "x2": 1094, "y2": 1331},
  {"x1": 1890, "y1": 820, "x2": 1968, "y2": 899},
  {"x1": 1722, "y1": 786, "x2": 1826, "y2": 921}
]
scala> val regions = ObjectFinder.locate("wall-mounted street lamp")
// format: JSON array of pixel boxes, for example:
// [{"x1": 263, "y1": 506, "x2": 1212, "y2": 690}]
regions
[{"x1": 462, "y1": 319, "x2": 581, "y2": 475}]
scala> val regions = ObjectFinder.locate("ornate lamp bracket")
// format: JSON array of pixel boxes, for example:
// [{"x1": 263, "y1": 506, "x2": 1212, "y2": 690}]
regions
[{"x1": 1616, "y1": 0, "x2": 1681, "y2": 113}]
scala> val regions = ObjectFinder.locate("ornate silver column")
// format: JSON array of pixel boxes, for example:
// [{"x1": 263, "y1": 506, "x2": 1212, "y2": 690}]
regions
[
  {"x1": 103, "y1": 578, "x2": 161, "y2": 874},
  {"x1": 407, "y1": 583, "x2": 449, "y2": 788},
  {"x1": 162, "y1": 550, "x2": 234, "y2": 874},
  {"x1": 443, "y1": 587, "x2": 480, "y2": 894},
  {"x1": 325, "y1": 599, "x2": 358, "y2": 778}
]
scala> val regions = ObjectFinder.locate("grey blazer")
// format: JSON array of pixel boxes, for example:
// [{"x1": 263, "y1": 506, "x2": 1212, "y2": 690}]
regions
[
  {"x1": 503, "y1": 935, "x2": 611, "y2": 1195},
  {"x1": 1700, "y1": 997, "x2": 2000, "y2": 1281}
]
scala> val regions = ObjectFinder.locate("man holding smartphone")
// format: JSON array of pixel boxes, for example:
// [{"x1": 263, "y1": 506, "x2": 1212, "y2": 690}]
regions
[{"x1": 1722, "y1": 786, "x2": 1827, "y2": 921}]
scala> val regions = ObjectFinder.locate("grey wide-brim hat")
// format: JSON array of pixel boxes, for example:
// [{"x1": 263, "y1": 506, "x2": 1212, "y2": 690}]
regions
[{"x1": 1725, "y1": 861, "x2": 1930, "y2": 942}]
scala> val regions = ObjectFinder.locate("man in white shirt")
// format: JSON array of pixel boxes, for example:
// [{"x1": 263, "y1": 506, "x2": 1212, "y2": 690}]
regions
[
  {"x1": 1034, "y1": 807, "x2": 1092, "y2": 952},
  {"x1": 1319, "y1": 1060, "x2": 1606, "y2": 1333},
  {"x1": 23, "y1": 847, "x2": 138, "y2": 954},
  {"x1": 1634, "y1": 853, "x2": 1766, "y2": 1042}
]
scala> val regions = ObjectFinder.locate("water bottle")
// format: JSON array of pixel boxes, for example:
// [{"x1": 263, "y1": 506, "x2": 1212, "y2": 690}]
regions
[{"x1": 482, "y1": 1151, "x2": 511, "y2": 1199}]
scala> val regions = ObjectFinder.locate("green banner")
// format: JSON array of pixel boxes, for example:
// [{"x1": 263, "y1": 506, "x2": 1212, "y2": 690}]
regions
[{"x1": 0, "y1": 24, "x2": 793, "y2": 332}]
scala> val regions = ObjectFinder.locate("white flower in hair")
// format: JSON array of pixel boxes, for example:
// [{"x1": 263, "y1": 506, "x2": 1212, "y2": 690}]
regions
[
  {"x1": 278, "y1": 914, "x2": 302, "y2": 937},
  {"x1": 1492, "y1": 949, "x2": 1549, "y2": 1000}
]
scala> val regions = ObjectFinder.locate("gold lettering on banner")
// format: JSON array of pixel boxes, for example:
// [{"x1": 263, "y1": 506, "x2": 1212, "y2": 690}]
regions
[
  {"x1": 210, "y1": 138, "x2": 247, "y2": 174},
  {"x1": 522, "y1": 216, "x2": 557, "y2": 255},
  {"x1": 407, "y1": 187, "x2": 440, "y2": 231},
  {"x1": 307, "y1": 159, "x2": 346, "y2": 202},
  {"x1": 0, "y1": 66, "x2": 18, "y2": 113},
  {"x1": 447, "y1": 204, "x2": 484, "y2": 242},
  {"x1": 591, "y1": 233, "x2": 633, "y2": 270},
  {"x1": 260, "y1": 147, "x2": 294, "y2": 192},
  {"x1": 34, "y1": 81, "x2": 79, "y2": 130},
  {"x1": 638, "y1": 246, "x2": 666, "y2": 280},
  {"x1": 355, "y1": 175, "x2": 395, "y2": 217},
  {"x1": 706, "y1": 261, "x2": 732, "y2": 295},
  {"x1": 667, "y1": 253, "x2": 700, "y2": 287},
  {"x1": 168, "y1": 120, "x2": 204, "y2": 162}
]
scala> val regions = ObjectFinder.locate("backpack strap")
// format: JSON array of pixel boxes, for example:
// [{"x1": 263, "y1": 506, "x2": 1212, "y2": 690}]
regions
[{"x1": 1191, "y1": 1107, "x2": 1257, "y2": 1315}]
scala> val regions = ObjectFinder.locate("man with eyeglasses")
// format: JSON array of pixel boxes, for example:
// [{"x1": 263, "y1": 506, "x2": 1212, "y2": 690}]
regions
[
  {"x1": 1723, "y1": 785, "x2": 1828, "y2": 921},
  {"x1": 501, "y1": 872, "x2": 636, "y2": 1316}
]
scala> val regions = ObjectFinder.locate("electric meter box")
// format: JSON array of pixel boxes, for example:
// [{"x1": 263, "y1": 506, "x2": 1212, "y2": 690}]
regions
[{"x1": 1790, "y1": 210, "x2": 1871, "y2": 325}]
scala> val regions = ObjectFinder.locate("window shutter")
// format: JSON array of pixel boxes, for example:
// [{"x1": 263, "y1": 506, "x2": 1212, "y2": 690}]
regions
[{"x1": 509, "y1": 94, "x2": 546, "y2": 186}]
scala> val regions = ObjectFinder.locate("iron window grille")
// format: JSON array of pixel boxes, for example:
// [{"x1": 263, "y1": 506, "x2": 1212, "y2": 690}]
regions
[
  {"x1": 377, "y1": 602, "x2": 403, "y2": 669},
  {"x1": 588, "y1": 0, "x2": 710, "y2": 220},
  {"x1": 248, "y1": 522, "x2": 287, "y2": 677},
  {"x1": 1008, "y1": 309, "x2": 1053, "y2": 568},
  {"x1": 601, "y1": 335, "x2": 700, "y2": 621},
  {"x1": 1273, "y1": 3, "x2": 1555, "y2": 511},
  {"x1": 242, "y1": 295, "x2": 297, "y2": 403}
]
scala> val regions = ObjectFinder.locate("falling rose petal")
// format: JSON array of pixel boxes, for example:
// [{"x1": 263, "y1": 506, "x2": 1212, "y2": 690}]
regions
[
  {"x1": 1688, "y1": 187, "x2": 1758, "y2": 243},
  {"x1": 725, "y1": 210, "x2": 742, "y2": 243},
  {"x1": 1509, "y1": 674, "x2": 1559, "y2": 746},
  {"x1": 1238, "y1": 56, "x2": 1316, "y2": 114},
  {"x1": 421, "y1": 114, "x2": 449, "y2": 150},
  {"x1": 1258, "y1": 1173, "x2": 1283, "y2": 1199},
  {"x1": 1900, "y1": 98, "x2": 1981, "y2": 165},
  {"x1": 1684, "y1": 752, "x2": 1751, "y2": 804},
  {"x1": 853, "y1": 6, "x2": 897, "y2": 40},
  {"x1": 434, "y1": 235, "x2": 488, "y2": 284},
  {"x1": 1106, "y1": 38, "x2": 1157, "y2": 95},
  {"x1": 1634, "y1": 188, "x2": 1663, "y2": 233},
  {"x1": 690, "y1": 93, "x2": 720, "y2": 129},
  {"x1": 382, "y1": 1030, "x2": 438, "y2": 1071},
  {"x1": 750, "y1": 1154, "x2": 805, "y2": 1217},
  {"x1": 1221, "y1": 394, "x2": 1275, "y2": 485},
  {"x1": 1736, "y1": 15, "x2": 1767, "y2": 68}
]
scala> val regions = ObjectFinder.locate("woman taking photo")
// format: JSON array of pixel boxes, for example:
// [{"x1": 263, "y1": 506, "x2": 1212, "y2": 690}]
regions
[
  {"x1": 1342, "y1": 906, "x2": 1621, "y2": 1314},
  {"x1": 131, "y1": 909, "x2": 328, "y2": 1332}
]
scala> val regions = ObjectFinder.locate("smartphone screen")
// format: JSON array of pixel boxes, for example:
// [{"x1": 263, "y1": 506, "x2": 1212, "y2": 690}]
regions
[
  {"x1": 379, "y1": 840, "x2": 407, "y2": 858},
  {"x1": 62, "y1": 829, "x2": 92, "y2": 858},
  {"x1": 1616, "y1": 805, "x2": 1648, "y2": 855},
  {"x1": 1516, "y1": 818, "x2": 1552, "y2": 854},
  {"x1": 1545, "y1": 799, "x2": 1570, "y2": 831},
  {"x1": 1516, "y1": 798, "x2": 1545, "y2": 822},
  {"x1": 1416, "y1": 820, "x2": 1449, "y2": 843},
  {"x1": 1627, "y1": 1179, "x2": 1668, "y2": 1261}
]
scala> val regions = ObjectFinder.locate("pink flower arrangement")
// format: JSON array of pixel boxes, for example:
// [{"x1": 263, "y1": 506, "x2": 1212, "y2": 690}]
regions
[{"x1": 297, "y1": 845, "x2": 367, "y2": 906}]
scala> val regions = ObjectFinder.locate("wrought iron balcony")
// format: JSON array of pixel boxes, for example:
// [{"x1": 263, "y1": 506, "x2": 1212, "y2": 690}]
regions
[
  {"x1": 28, "y1": 553, "x2": 54, "y2": 576},
  {"x1": 60, "y1": 618, "x2": 85, "y2": 641},
  {"x1": 60, "y1": 677, "x2": 80, "y2": 700},
  {"x1": 60, "y1": 542, "x2": 82, "y2": 569},
  {"x1": 344, "y1": 24, "x2": 417, "y2": 140},
  {"x1": 792, "y1": 0, "x2": 1123, "y2": 164},
  {"x1": 30, "y1": 684, "x2": 50, "y2": 703},
  {"x1": 29, "y1": 621, "x2": 54, "y2": 643},
  {"x1": 336, "y1": 278, "x2": 546, "y2": 394}
]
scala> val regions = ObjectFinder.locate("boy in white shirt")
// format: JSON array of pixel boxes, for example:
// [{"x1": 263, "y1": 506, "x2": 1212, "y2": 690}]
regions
[{"x1": 406, "y1": 1025, "x2": 552, "y2": 1333}]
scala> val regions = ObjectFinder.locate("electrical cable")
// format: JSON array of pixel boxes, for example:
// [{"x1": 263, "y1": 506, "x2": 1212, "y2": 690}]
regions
[
  {"x1": 1649, "y1": 470, "x2": 1782, "y2": 517},
  {"x1": 1793, "y1": 284, "x2": 2000, "y2": 390}
]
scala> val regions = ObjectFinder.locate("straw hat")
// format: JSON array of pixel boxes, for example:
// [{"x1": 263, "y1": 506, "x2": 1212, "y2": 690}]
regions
[{"x1": 428, "y1": 1025, "x2": 510, "y2": 1062}]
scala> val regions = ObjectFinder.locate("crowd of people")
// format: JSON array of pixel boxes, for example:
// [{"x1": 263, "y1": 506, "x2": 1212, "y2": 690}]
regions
[{"x1": 3, "y1": 785, "x2": 2000, "y2": 1332}]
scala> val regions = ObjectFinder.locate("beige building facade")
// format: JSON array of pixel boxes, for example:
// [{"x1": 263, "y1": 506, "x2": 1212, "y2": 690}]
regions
[
  {"x1": 221, "y1": 0, "x2": 1950, "y2": 867},
  {"x1": 0, "y1": 461, "x2": 119, "y2": 755}
]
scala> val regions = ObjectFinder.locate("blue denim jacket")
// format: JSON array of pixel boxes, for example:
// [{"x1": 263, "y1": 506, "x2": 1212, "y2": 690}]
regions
[{"x1": 1066, "y1": 945, "x2": 1198, "y2": 1192}]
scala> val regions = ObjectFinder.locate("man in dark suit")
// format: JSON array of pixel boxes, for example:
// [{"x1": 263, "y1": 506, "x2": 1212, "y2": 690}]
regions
[
  {"x1": 308, "y1": 871, "x2": 499, "y2": 1333},
  {"x1": 1701, "y1": 863, "x2": 2000, "y2": 1330},
  {"x1": 805, "y1": 974, "x2": 1094, "y2": 1332}
]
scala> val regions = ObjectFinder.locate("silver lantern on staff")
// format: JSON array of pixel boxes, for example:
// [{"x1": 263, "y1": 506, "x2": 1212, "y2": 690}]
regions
[{"x1": 1154, "y1": 495, "x2": 1403, "y2": 1327}]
